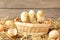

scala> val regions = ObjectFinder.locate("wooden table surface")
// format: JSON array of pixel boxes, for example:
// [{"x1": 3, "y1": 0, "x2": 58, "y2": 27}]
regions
[{"x1": 0, "y1": 0, "x2": 60, "y2": 19}]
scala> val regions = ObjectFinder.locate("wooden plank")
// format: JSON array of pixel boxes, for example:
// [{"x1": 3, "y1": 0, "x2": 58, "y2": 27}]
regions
[
  {"x1": 0, "y1": 0, "x2": 60, "y2": 8},
  {"x1": 0, "y1": 9, "x2": 60, "y2": 19}
]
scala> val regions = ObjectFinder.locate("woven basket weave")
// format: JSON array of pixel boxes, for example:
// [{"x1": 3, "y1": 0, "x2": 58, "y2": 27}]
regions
[{"x1": 15, "y1": 22, "x2": 51, "y2": 35}]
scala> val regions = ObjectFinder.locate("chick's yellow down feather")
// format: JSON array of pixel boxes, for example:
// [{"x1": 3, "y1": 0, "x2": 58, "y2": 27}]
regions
[
  {"x1": 36, "y1": 10, "x2": 45, "y2": 23},
  {"x1": 29, "y1": 10, "x2": 37, "y2": 23},
  {"x1": 49, "y1": 30, "x2": 60, "y2": 39},
  {"x1": 21, "y1": 11, "x2": 30, "y2": 23}
]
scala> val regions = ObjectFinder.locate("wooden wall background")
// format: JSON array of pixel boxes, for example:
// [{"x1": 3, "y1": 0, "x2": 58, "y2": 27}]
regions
[{"x1": 0, "y1": 0, "x2": 60, "y2": 19}]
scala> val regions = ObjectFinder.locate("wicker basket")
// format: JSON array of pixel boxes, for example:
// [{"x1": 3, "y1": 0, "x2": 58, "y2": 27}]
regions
[{"x1": 15, "y1": 22, "x2": 51, "y2": 35}]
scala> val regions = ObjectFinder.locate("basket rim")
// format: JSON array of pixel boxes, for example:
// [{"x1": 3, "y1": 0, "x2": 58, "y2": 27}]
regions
[{"x1": 15, "y1": 22, "x2": 51, "y2": 27}]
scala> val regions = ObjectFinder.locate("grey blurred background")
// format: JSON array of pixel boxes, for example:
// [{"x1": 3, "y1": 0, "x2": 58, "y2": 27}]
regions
[{"x1": 0, "y1": 0, "x2": 60, "y2": 19}]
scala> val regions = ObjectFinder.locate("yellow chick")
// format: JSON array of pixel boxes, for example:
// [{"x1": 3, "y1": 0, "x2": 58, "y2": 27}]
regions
[
  {"x1": 21, "y1": 11, "x2": 29, "y2": 23},
  {"x1": 7, "y1": 28, "x2": 17, "y2": 37},
  {"x1": 36, "y1": 10, "x2": 45, "y2": 23},
  {"x1": 5, "y1": 20, "x2": 14, "y2": 27},
  {"x1": 0, "y1": 24, "x2": 6, "y2": 32},
  {"x1": 29, "y1": 10, "x2": 37, "y2": 23},
  {"x1": 49, "y1": 30, "x2": 60, "y2": 39}
]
